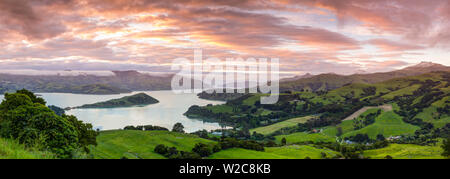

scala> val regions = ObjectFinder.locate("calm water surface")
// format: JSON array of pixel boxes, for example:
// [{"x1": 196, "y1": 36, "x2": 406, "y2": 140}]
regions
[{"x1": 0, "y1": 91, "x2": 225, "y2": 132}]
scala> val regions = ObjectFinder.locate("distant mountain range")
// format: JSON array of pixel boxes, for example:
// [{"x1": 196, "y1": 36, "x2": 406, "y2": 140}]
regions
[
  {"x1": 279, "y1": 62, "x2": 450, "y2": 92},
  {"x1": 0, "y1": 70, "x2": 173, "y2": 94},
  {"x1": 280, "y1": 73, "x2": 314, "y2": 82},
  {"x1": 0, "y1": 62, "x2": 448, "y2": 95},
  {"x1": 197, "y1": 62, "x2": 450, "y2": 101}
]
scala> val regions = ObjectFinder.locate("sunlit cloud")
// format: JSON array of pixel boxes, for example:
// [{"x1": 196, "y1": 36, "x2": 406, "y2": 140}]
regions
[{"x1": 0, "y1": 0, "x2": 448, "y2": 76}]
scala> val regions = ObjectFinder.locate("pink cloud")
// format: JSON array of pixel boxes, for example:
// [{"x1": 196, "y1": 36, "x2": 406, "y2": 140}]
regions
[{"x1": 368, "y1": 39, "x2": 424, "y2": 51}]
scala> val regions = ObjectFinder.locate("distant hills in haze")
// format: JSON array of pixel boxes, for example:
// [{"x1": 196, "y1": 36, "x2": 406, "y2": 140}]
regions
[
  {"x1": 279, "y1": 62, "x2": 450, "y2": 92},
  {"x1": 0, "y1": 70, "x2": 173, "y2": 94},
  {"x1": 0, "y1": 62, "x2": 448, "y2": 95}
]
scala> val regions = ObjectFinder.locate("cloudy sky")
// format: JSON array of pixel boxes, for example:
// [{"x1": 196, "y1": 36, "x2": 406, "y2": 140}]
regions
[{"x1": 0, "y1": 0, "x2": 449, "y2": 76}]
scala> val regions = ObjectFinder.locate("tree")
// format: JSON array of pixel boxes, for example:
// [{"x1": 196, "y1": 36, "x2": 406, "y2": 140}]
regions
[
  {"x1": 384, "y1": 155, "x2": 393, "y2": 159},
  {"x1": 64, "y1": 114, "x2": 98, "y2": 152},
  {"x1": 281, "y1": 137, "x2": 287, "y2": 146},
  {"x1": 0, "y1": 103, "x2": 79, "y2": 158},
  {"x1": 172, "y1": 123, "x2": 185, "y2": 133},
  {"x1": 16, "y1": 89, "x2": 46, "y2": 105},
  {"x1": 0, "y1": 90, "x2": 97, "y2": 158},
  {"x1": 442, "y1": 138, "x2": 450, "y2": 158},
  {"x1": 48, "y1": 105, "x2": 65, "y2": 116}
]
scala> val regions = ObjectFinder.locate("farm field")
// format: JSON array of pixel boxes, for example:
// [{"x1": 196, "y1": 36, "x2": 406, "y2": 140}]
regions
[{"x1": 250, "y1": 116, "x2": 313, "y2": 135}]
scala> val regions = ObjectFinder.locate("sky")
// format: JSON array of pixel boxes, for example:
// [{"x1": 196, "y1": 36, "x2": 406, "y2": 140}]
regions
[{"x1": 0, "y1": 0, "x2": 449, "y2": 76}]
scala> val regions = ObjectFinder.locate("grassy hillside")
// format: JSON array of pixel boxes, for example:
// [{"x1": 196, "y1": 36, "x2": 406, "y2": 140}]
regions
[
  {"x1": 320, "y1": 110, "x2": 419, "y2": 140},
  {"x1": 341, "y1": 111, "x2": 420, "y2": 139},
  {"x1": 208, "y1": 145, "x2": 340, "y2": 159},
  {"x1": 89, "y1": 130, "x2": 216, "y2": 159},
  {"x1": 275, "y1": 132, "x2": 336, "y2": 144},
  {"x1": 208, "y1": 148, "x2": 290, "y2": 159},
  {"x1": 265, "y1": 145, "x2": 340, "y2": 159},
  {"x1": 0, "y1": 138, "x2": 55, "y2": 159},
  {"x1": 250, "y1": 116, "x2": 313, "y2": 135},
  {"x1": 414, "y1": 96, "x2": 450, "y2": 128},
  {"x1": 363, "y1": 144, "x2": 444, "y2": 159}
]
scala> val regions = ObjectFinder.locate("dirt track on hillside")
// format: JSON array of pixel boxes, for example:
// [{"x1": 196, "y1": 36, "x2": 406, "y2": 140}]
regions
[{"x1": 343, "y1": 104, "x2": 393, "y2": 121}]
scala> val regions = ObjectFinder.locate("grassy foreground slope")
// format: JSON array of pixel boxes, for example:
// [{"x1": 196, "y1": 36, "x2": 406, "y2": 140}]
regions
[
  {"x1": 90, "y1": 130, "x2": 216, "y2": 159},
  {"x1": 363, "y1": 144, "x2": 444, "y2": 159},
  {"x1": 208, "y1": 145, "x2": 340, "y2": 159},
  {"x1": 0, "y1": 138, "x2": 55, "y2": 159},
  {"x1": 250, "y1": 116, "x2": 313, "y2": 135}
]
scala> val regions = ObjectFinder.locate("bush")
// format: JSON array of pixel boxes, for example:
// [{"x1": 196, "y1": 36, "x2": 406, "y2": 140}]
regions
[
  {"x1": 154, "y1": 144, "x2": 168, "y2": 155},
  {"x1": 154, "y1": 144, "x2": 201, "y2": 159},
  {"x1": 192, "y1": 143, "x2": 213, "y2": 157},
  {"x1": 124, "y1": 125, "x2": 168, "y2": 131},
  {"x1": 219, "y1": 138, "x2": 265, "y2": 151}
]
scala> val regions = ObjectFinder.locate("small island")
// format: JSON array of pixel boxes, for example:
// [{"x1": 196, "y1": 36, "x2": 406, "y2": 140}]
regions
[{"x1": 71, "y1": 93, "x2": 159, "y2": 109}]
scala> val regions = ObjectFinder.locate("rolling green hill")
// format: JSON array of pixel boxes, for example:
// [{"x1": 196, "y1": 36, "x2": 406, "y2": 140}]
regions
[
  {"x1": 208, "y1": 148, "x2": 290, "y2": 159},
  {"x1": 275, "y1": 132, "x2": 336, "y2": 144},
  {"x1": 341, "y1": 111, "x2": 420, "y2": 139},
  {"x1": 319, "y1": 109, "x2": 420, "y2": 140},
  {"x1": 186, "y1": 71, "x2": 449, "y2": 134},
  {"x1": 250, "y1": 116, "x2": 313, "y2": 135},
  {"x1": 89, "y1": 130, "x2": 216, "y2": 159},
  {"x1": 208, "y1": 145, "x2": 340, "y2": 159}
]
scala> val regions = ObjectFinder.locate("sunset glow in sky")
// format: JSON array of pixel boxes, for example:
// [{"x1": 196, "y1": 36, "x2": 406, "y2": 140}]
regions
[{"x1": 0, "y1": 0, "x2": 449, "y2": 76}]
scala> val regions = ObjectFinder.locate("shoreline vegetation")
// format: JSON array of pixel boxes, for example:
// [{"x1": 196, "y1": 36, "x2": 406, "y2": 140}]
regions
[{"x1": 67, "y1": 93, "x2": 159, "y2": 110}]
